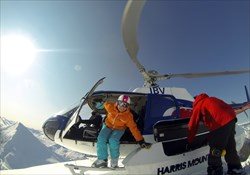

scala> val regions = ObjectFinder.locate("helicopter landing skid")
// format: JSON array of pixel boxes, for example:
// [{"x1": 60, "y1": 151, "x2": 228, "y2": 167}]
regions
[{"x1": 65, "y1": 163, "x2": 126, "y2": 175}]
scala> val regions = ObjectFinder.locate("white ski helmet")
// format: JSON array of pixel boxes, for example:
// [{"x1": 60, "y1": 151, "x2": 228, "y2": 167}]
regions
[{"x1": 117, "y1": 95, "x2": 131, "y2": 104}]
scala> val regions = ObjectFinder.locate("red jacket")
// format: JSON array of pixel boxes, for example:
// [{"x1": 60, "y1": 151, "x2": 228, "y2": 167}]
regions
[{"x1": 188, "y1": 93, "x2": 236, "y2": 143}]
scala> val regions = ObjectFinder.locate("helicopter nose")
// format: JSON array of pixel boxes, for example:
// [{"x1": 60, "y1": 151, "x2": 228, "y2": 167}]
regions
[{"x1": 42, "y1": 115, "x2": 69, "y2": 141}]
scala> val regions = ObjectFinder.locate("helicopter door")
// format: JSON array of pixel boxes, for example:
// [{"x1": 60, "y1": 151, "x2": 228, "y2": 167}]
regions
[
  {"x1": 143, "y1": 94, "x2": 178, "y2": 135},
  {"x1": 61, "y1": 77, "x2": 105, "y2": 139},
  {"x1": 153, "y1": 119, "x2": 209, "y2": 156}
]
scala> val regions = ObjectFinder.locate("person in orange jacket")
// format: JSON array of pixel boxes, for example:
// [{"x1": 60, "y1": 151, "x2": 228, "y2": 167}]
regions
[
  {"x1": 91, "y1": 95, "x2": 151, "y2": 169},
  {"x1": 188, "y1": 93, "x2": 250, "y2": 175}
]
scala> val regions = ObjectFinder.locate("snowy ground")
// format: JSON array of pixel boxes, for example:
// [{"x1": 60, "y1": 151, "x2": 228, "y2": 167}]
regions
[
  {"x1": 0, "y1": 157, "x2": 123, "y2": 175},
  {"x1": 0, "y1": 156, "x2": 249, "y2": 175}
]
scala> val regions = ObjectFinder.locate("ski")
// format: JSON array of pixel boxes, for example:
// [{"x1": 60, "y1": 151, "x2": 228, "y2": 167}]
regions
[{"x1": 65, "y1": 163, "x2": 126, "y2": 175}]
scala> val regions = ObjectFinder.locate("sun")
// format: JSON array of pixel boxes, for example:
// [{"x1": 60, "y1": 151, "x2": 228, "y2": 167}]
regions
[{"x1": 1, "y1": 34, "x2": 38, "y2": 75}]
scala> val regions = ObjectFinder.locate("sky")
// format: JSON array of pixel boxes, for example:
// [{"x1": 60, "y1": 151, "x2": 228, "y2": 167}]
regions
[{"x1": 1, "y1": 0, "x2": 249, "y2": 130}]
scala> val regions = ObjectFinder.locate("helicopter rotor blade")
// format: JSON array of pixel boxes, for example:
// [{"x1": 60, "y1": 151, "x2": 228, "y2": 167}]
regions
[
  {"x1": 121, "y1": 0, "x2": 148, "y2": 77},
  {"x1": 122, "y1": 0, "x2": 249, "y2": 86},
  {"x1": 154, "y1": 69, "x2": 250, "y2": 80}
]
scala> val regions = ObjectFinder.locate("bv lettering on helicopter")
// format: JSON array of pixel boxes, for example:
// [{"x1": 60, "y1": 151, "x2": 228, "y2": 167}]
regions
[
  {"x1": 157, "y1": 154, "x2": 208, "y2": 175},
  {"x1": 150, "y1": 86, "x2": 165, "y2": 94}
]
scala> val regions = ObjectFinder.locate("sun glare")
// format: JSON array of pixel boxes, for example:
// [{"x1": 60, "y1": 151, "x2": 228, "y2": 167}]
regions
[{"x1": 1, "y1": 34, "x2": 38, "y2": 75}]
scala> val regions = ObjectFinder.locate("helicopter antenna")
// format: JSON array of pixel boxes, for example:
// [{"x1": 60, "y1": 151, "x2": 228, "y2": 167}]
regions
[{"x1": 121, "y1": 0, "x2": 250, "y2": 87}]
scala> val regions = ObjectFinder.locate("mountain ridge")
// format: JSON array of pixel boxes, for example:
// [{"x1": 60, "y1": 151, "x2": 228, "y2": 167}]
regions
[
  {"x1": 0, "y1": 122, "x2": 66, "y2": 169},
  {"x1": 0, "y1": 117, "x2": 86, "y2": 170}
]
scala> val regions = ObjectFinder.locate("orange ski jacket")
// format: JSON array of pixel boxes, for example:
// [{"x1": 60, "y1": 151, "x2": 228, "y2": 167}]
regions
[{"x1": 104, "y1": 102, "x2": 143, "y2": 142}]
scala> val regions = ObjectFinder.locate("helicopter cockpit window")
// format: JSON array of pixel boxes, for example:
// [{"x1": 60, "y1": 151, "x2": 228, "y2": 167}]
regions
[
  {"x1": 78, "y1": 103, "x2": 93, "y2": 121},
  {"x1": 64, "y1": 101, "x2": 101, "y2": 140}
]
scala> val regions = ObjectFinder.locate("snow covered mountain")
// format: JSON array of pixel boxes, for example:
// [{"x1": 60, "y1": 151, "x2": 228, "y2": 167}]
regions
[
  {"x1": 28, "y1": 128, "x2": 87, "y2": 160},
  {"x1": 0, "y1": 122, "x2": 66, "y2": 170},
  {"x1": 0, "y1": 117, "x2": 86, "y2": 170},
  {"x1": 0, "y1": 116, "x2": 15, "y2": 129},
  {"x1": 29, "y1": 128, "x2": 86, "y2": 160}
]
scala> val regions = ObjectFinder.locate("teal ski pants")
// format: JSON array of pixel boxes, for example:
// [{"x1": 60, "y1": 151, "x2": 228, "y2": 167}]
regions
[{"x1": 97, "y1": 124, "x2": 125, "y2": 160}]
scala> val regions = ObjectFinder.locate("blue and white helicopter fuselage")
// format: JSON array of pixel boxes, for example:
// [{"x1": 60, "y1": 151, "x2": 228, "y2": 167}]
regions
[{"x1": 42, "y1": 79, "x2": 248, "y2": 174}]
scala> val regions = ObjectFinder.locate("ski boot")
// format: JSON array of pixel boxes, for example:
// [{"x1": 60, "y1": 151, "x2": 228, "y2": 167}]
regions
[
  {"x1": 91, "y1": 159, "x2": 108, "y2": 168},
  {"x1": 110, "y1": 158, "x2": 119, "y2": 170},
  {"x1": 227, "y1": 168, "x2": 246, "y2": 175},
  {"x1": 226, "y1": 164, "x2": 246, "y2": 175}
]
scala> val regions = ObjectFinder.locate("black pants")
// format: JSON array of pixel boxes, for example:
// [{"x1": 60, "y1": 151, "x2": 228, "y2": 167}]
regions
[{"x1": 208, "y1": 119, "x2": 241, "y2": 170}]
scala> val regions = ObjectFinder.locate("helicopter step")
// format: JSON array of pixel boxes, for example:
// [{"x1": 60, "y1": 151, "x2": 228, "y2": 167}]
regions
[{"x1": 65, "y1": 163, "x2": 126, "y2": 175}]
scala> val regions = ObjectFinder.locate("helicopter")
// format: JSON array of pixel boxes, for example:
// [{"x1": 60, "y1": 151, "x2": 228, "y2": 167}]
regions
[{"x1": 43, "y1": 0, "x2": 250, "y2": 174}]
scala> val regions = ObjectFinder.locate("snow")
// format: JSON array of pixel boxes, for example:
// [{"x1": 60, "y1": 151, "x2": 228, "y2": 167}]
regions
[
  {"x1": 29, "y1": 127, "x2": 87, "y2": 160},
  {"x1": 0, "y1": 117, "x2": 16, "y2": 129},
  {"x1": 0, "y1": 122, "x2": 66, "y2": 169},
  {"x1": 0, "y1": 158, "x2": 121, "y2": 175},
  {"x1": 0, "y1": 157, "x2": 249, "y2": 175},
  {"x1": 0, "y1": 160, "x2": 76, "y2": 175},
  {"x1": 0, "y1": 117, "x2": 86, "y2": 170}
]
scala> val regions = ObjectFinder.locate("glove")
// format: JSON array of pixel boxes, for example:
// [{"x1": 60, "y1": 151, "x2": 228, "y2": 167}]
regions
[{"x1": 138, "y1": 140, "x2": 151, "y2": 149}]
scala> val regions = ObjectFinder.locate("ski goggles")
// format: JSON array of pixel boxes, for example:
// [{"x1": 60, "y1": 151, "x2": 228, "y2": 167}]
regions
[{"x1": 118, "y1": 101, "x2": 129, "y2": 108}]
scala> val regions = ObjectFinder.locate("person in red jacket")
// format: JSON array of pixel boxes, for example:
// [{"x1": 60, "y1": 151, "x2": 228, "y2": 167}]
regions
[{"x1": 188, "y1": 93, "x2": 249, "y2": 175}]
